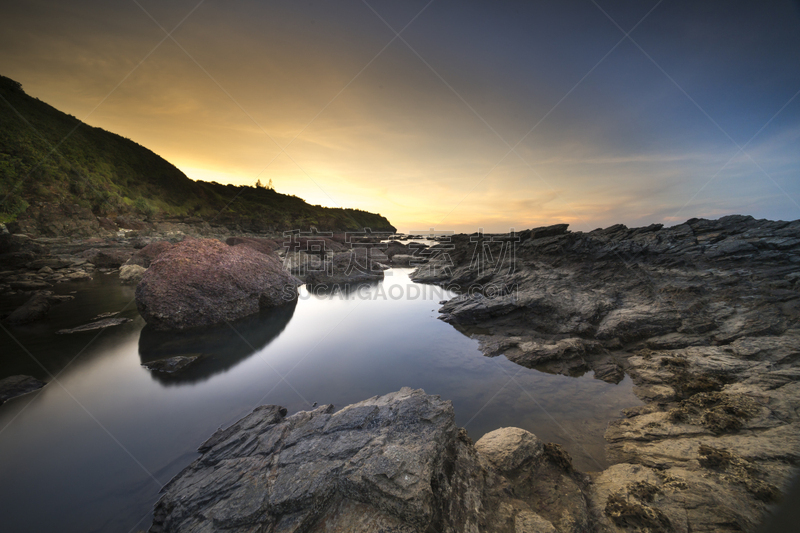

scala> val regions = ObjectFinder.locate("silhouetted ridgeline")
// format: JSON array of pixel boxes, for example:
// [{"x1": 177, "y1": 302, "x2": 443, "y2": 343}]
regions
[{"x1": 0, "y1": 75, "x2": 394, "y2": 234}]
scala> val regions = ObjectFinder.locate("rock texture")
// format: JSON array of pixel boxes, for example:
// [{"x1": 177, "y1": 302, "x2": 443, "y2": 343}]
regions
[
  {"x1": 410, "y1": 215, "x2": 800, "y2": 531},
  {"x1": 150, "y1": 388, "x2": 587, "y2": 533},
  {"x1": 125, "y1": 241, "x2": 174, "y2": 268},
  {"x1": 119, "y1": 264, "x2": 146, "y2": 284},
  {"x1": 136, "y1": 238, "x2": 301, "y2": 330}
]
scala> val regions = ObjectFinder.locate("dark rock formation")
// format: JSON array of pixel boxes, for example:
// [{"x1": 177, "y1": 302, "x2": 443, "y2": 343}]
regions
[
  {"x1": 303, "y1": 250, "x2": 386, "y2": 286},
  {"x1": 136, "y1": 239, "x2": 300, "y2": 330},
  {"x1": 0, "y1": 375, "x2": 45, "y2": 404},
  {"x1": 150, "y1": 388, "x2": 587, "y2": 533},
  {"x1": 409, "y1": 215, "x2": 800, "y2": 531},
  {"x1": 7, "y1": 203, "x2": 106, "y2": 238},
  {"x1": 4, "y1": 290, "x2": 73, "y2": 324},
  {"x1": 142, "y1": 355, "x2": 203, "y2": 374},
  {"x1": 0, "y1": 233, "x2": 47, "y2": 268},
  {"x1": 79, "y1": 247, "x2": 134, "y2": 268}
]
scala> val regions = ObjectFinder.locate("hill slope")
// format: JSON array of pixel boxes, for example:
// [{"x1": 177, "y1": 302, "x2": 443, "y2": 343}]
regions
[{"x1": 0, "y1": 75, "x2": 394, "y2": 233}]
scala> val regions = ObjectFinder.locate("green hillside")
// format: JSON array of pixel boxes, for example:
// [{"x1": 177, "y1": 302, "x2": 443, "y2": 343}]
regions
[{"x1": 0, "y1": 75, "x2": 394, "y2": 232}]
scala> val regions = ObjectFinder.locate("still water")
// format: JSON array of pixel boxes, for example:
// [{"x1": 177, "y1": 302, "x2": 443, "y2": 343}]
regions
[{"x1": 0, "y1": 269, "x2": 639, "y2": 533}]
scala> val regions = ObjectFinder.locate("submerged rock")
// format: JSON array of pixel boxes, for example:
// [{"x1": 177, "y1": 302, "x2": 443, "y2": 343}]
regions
[
  {"x1": 150, "y1": 388, "x2": 587, "y2": 533},
  {"x1": 56, "y1": 317, "x2": 132, "y2": 334},
  {"x1": 136, "y1": 239, "x2": 300, "y2": 330},
  {"x1": 0, "y1": 375, "x2": 45, "y2": 404},
  {"x1": 142, "y1": 354, "x2": 203, "y2": 373}
]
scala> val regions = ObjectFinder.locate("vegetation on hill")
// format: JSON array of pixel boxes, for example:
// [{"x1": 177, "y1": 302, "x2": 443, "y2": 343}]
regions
[{"x1": 0, "y1": 75, "x2": 394, "y2": 232}]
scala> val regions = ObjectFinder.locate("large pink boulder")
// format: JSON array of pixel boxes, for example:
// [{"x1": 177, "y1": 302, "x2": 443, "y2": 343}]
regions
[{"x1": 135, "y1": 239, "x2": 300, "y2": 330}]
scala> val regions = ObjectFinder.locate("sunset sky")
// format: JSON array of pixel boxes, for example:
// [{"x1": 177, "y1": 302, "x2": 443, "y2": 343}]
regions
[{"x1": 1, "y1": 0, "x2": 798, "y2": 233}]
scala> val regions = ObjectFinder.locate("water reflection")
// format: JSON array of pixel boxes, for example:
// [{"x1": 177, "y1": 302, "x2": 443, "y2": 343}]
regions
[
  {"x1": 138, "y1": 301, "x2": 297, "y2": 385},
  {"x1": 304, "y1": 280, "x2": 381, "y2": 297}
]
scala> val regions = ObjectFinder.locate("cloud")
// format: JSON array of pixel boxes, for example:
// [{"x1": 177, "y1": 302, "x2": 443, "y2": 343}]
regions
[{"x1": 1, "y1": 0, "x2": 798, "y2": 232}]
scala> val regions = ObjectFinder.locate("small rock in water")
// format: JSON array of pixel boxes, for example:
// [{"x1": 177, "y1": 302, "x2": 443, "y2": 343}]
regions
[
  {"x1": 119, "y1": 264, "x2": 146, "y2": 284},
  {"x1": 56, "y1": 317, "x2": 132, "y2": 334},
  {"x1": 0, "y1": 375, "x2": 45, "y2": 405},
  {"x1": 142, "y1": 354, "x2": 203, "y2": 374}
]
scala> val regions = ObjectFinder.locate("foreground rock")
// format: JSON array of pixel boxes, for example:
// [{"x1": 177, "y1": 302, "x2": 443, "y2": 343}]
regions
[
  {"x1": 0, "y1": 375, "x2": 45, "y2": 404},
  {"x1": 136, "y1": 239, "x2": 301, "y2": 330},
  {"x1": 151, "y1": 388, "x2": 586, "y2": 533},
  {"x1": 410, "y1": 215, "x2": 800, "y2": 531}
]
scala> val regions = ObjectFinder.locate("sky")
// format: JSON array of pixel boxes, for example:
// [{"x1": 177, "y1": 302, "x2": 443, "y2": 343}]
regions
[{"x1": 1, "y1": 0, "x2": 799, "y2": 233}]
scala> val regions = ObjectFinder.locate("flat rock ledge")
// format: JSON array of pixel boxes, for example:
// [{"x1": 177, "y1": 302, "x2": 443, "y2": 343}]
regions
[{"x1": 150, "y1": 388, "x2": 589, "y2": 533}]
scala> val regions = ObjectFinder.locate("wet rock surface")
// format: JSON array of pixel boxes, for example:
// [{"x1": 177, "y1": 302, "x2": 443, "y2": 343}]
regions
[
  {"x1": 150, "y1": 388, "x2": 588, "y2": 533},
  {"x1": 136, "y1": 238, "x2": 301, "y2": 330},
  {"x1": 410, "y1": 215, "x2": 800, "y2": 531}
]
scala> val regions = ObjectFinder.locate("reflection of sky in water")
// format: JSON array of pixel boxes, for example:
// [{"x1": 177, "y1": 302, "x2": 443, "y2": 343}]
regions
[{"x1": 0, "y1": 269, "x2": 640, "y2": 532}]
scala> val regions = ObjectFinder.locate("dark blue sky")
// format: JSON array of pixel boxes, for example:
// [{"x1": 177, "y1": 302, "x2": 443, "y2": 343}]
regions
[{"x1": 1, "y1": 0, "x2": 798, "y2": 231}]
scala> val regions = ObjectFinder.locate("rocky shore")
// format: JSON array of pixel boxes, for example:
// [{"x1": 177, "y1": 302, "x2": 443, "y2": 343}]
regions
[
  {"x1": 408, "y1": 215, "x2": 800, "y2": 531},
  {"x1": 3, "y1": 213, "x2": 798, "y2": 531}
]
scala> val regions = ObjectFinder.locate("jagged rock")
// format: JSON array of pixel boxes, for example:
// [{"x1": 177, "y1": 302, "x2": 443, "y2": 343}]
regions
[
  {"x1": 136, "y1": 238, "x2": 301, "y2": 330},
  {"x1": 119, "y1": 264, "x2": 146, "y2": 284},
  {"x1": 150, "y1": 389, "x2": 587, "y2": 533},
  {"x1": 409, "y1": 216, "x2": 800, "y2": 531}
]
